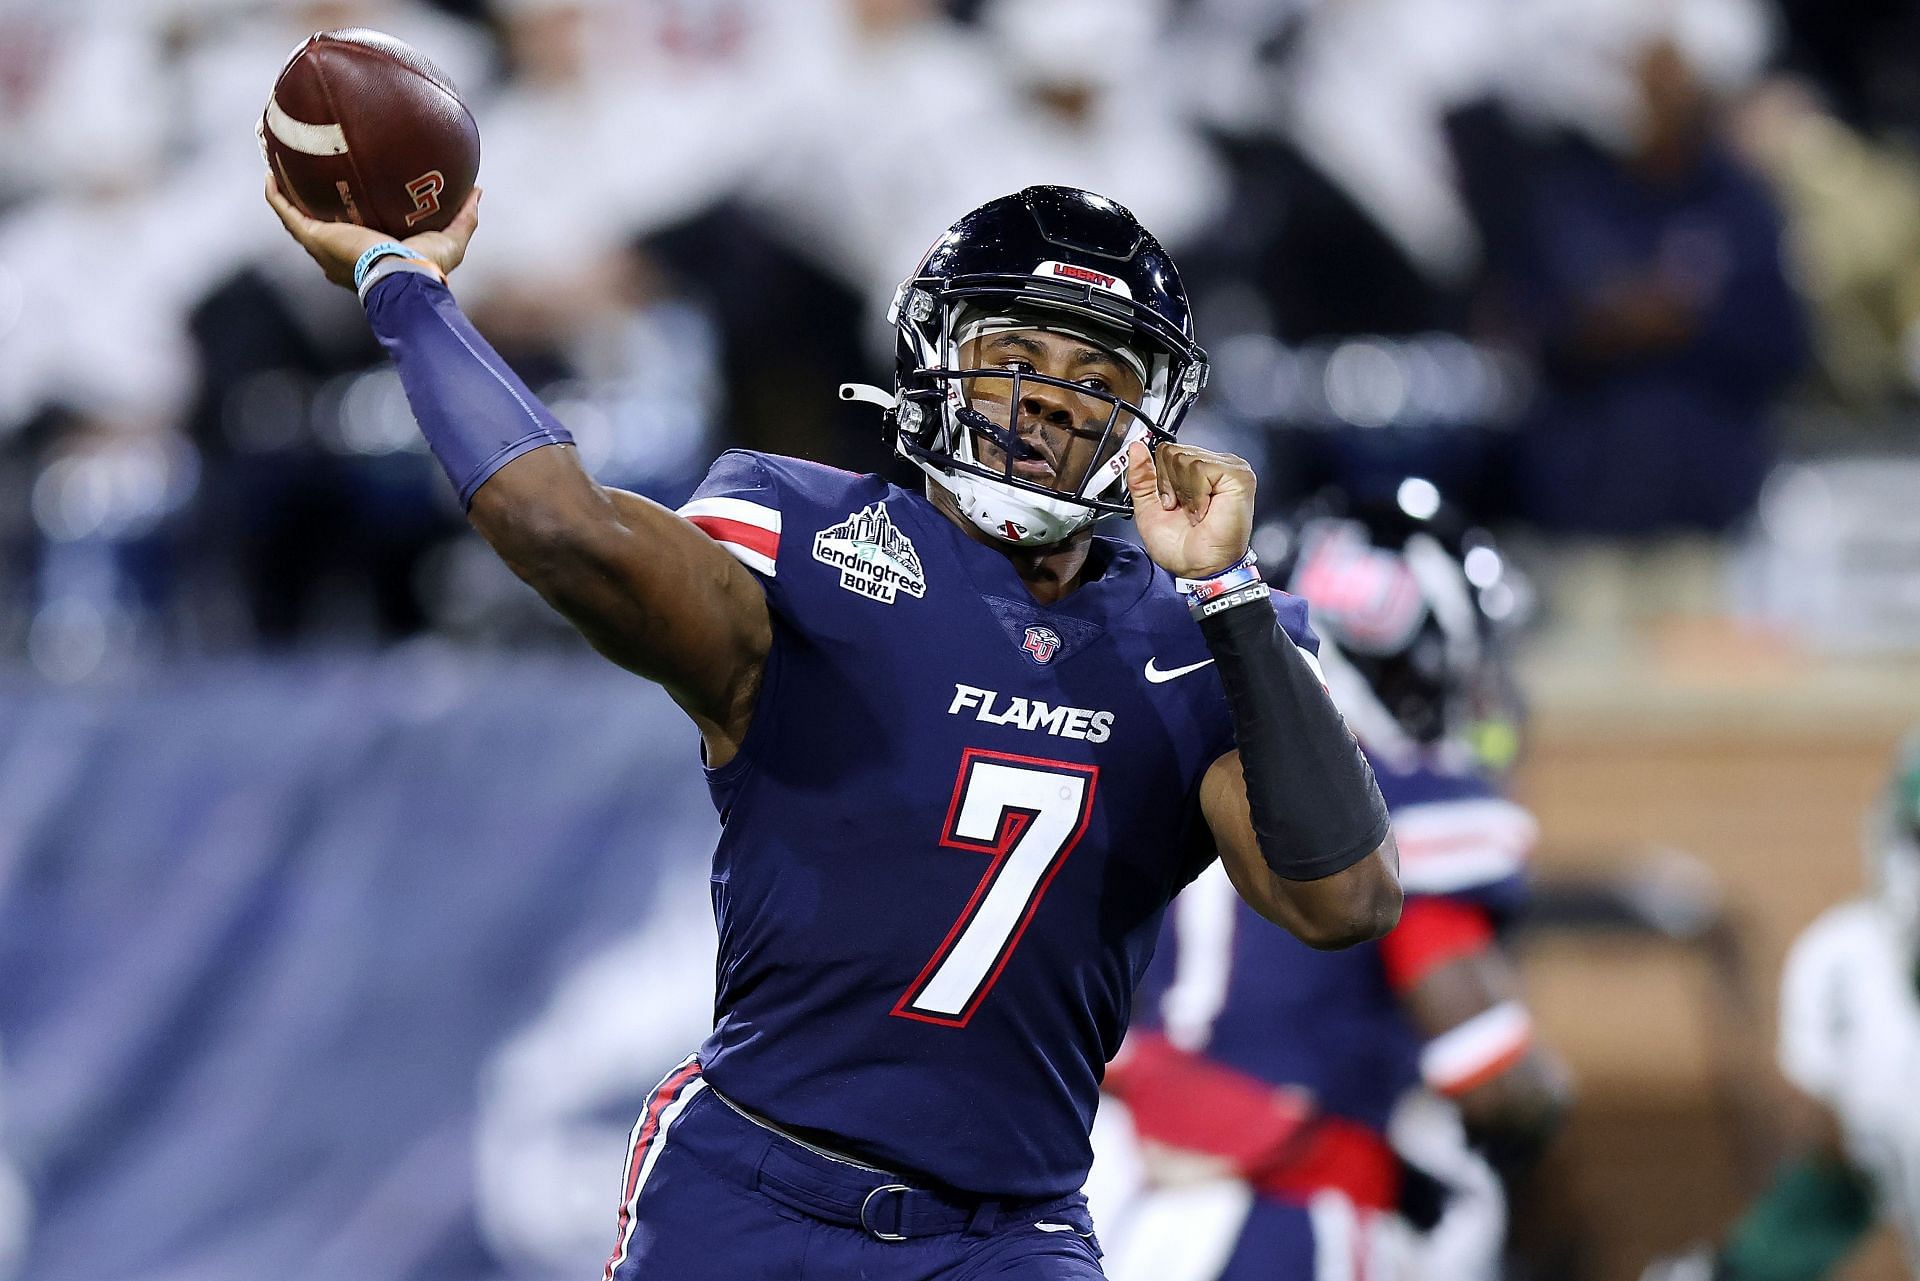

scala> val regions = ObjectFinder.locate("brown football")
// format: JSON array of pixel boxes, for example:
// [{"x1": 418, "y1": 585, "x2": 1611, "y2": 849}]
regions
[{"x1": 259, "y1": 28, "x2": 479, "y2": 238}]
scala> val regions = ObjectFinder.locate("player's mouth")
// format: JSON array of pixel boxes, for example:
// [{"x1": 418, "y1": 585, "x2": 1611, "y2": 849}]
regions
[{"x1": 1010, "y1": 454, "x2": 1057, "y2": 483}]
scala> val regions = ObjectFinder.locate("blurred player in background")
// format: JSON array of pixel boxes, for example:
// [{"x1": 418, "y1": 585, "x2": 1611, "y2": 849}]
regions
[
  {"x1": 1650, "y1": 734, "x2": 1920, "y2": 1281},
  {"x1": 265, "y1": 174, "x2": 1402, "y2": 1281},
  {"x1": 1095, "y1": 482, "x2": 1568, "y2": 1281}
]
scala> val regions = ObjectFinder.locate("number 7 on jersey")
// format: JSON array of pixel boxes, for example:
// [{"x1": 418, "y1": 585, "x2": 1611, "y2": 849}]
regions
[{"x1": 894, "y1": 749, "x2": 1099, "y2": 1027}]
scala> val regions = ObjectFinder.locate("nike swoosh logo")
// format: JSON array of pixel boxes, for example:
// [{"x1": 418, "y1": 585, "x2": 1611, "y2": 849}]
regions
[
  {"x1": 1034, "y1": 1222, "x2": 1081, "y2": 1233},
  {"x1": 1144, "y1": 657, "x2": 1215, "y2": 684}
]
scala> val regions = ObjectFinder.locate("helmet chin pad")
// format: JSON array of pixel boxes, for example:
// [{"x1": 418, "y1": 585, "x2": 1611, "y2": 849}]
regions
[{"x1": 926, "y1": 462, "x2": 1100, "y2": 547}]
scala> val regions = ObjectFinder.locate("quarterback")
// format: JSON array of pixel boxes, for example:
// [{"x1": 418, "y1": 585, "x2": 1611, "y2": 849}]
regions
[{"x1": 267, "y1": 178, "x2": 1401, "y2": 1281}]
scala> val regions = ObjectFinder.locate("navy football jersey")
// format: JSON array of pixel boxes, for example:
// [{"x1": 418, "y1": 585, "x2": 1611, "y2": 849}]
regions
[
  {"x1": 1133, "y1": 760, "x2": 1534, "y2": 1134},
  {"x1": 673, "y1": 450, "x2": 1320, "y2": 1200}
]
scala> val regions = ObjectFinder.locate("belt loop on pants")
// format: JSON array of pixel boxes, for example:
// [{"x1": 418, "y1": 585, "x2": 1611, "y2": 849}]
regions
[
  {"x1": 853, "y1": 1180, "x2": 1005, "y2": 1242},
  {"x1": 710, "y1": 1084, "x2": 1067, "y2": 1243},
  {"x1": 859, "y1": 1184, "x2": 912, "y2": 1242}
]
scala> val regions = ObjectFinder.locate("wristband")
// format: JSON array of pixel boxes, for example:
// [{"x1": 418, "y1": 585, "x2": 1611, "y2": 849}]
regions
[
  {"x1": 1178, "y1": 550, "x2": 1264, "y2": 619},
  {"x1": 354, "y1": 241, "x2": 425, "y2": 293},
  {"x1": 1419, "y1": 1000, "x2": 1533, "y2": 1096},
  {"x1": 357, "y1": 254, "x2": 440, "y2": 301},
  {"x1": 1196, "y1": 581, "x2": 1271, "y2": 619}
]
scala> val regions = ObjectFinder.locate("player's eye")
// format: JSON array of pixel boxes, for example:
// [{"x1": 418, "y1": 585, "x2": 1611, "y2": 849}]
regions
[
  {"x1": 999, "y1": 358, "x2": 1037, "y2": 374},
  {"x1": 1077, "y1": 376, "x2": 1112, "y2": 394}
]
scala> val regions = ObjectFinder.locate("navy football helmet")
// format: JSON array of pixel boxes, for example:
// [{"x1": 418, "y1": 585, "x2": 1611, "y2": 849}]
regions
[
  {"x1": 844, "y1": 186, "x2": 1208, "y2": 546},
  {"x1": 1271, "y1": 479, "x2": 1527, "y2": 772}
]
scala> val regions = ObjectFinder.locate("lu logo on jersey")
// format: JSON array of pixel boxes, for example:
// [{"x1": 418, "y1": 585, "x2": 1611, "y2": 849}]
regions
[
  {"x1": 813, "y1": 503, "x2": 927, "y2": 604},
  {"x1": 1022, "y1": 626, "x2": 1061, "y2": 664}
]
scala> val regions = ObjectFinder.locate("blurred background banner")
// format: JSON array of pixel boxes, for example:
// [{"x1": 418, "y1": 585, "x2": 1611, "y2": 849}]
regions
[
  {"x1": 2, "y1": 0, "x2": 1920, "y2": 1277},
  {"x1": 0, "y1": 657, "x2": 720, "y2": 1281}
]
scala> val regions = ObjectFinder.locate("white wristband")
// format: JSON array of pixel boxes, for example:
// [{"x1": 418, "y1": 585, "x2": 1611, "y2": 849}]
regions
[
  {"x1": 1420, "y1": 999, "x2": 1533, "y2": 1096},
  {"x1": 357, "y1": 255, "x2": 444, "y2": 303}
]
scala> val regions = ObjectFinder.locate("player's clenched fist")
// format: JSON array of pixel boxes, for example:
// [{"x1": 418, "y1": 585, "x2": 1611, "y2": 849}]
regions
[{"x1": 1125, "y1": 440, "x2": 1256, "y2": 580}]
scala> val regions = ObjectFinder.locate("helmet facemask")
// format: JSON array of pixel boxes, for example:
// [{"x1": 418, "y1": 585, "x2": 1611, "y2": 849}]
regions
[{"x1": 890, "y1": 277, "x2": 1204, "y2": 547}]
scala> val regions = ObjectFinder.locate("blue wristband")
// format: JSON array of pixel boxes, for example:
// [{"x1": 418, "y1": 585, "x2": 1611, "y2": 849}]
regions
[
  {"x1": 353, "y1": 242, "x2": 417, "y2": 293},
  {"x1": 1177, "y1": 550, "x2": 1264, "y2": 618}
]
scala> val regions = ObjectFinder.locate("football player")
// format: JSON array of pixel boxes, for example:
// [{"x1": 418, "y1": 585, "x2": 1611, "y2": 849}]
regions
[
  {"x1": 1648, "y1": 735, "x2": 1920, "y2": 1281},
  {"x1": 1095, "y1": 484, "x2": 1568, "y2": 1281},
  {"x1": 265, "y1": 178, "x2": 1401, "y2": 1281}
]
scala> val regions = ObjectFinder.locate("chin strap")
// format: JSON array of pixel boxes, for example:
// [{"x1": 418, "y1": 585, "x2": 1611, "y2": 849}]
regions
[
  {"x1": 845, "y1": 379, "x2": 1095, "y2": 545},
  {"x1": 955, "y1": 405, "x2": 1038, "y2": 460},
  {"x1": 838, "y1": 383, "x2": 897, "y2": 411},
  {"x1": 840, "y1": 382, "x2": 1039, "y2": 469}
]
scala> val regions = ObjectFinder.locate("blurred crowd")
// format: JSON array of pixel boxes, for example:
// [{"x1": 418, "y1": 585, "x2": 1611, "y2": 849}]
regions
[{"x1": 2, "y1": 0, "x2": 1919, "y2": 676}]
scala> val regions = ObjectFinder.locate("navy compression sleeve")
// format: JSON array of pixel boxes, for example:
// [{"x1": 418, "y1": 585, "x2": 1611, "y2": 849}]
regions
[
  {"x1": 1200, "y1": 595, "x2": 1391, "y2": 880},
  {"x1": 363, "y1": 268, "x2": 574, "y2": 507}
]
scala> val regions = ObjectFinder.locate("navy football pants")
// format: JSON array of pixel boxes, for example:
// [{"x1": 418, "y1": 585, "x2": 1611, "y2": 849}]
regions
[{"x1": 604, "y1": 1057, "x2": 1106, "y2": 1281}]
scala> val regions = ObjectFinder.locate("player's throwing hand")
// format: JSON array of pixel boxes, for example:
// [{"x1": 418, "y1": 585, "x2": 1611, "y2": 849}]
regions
[
  {"x1": 264, "y1": 173, "x2": 480, "y2": 290},
  {"x1": 1126, "y1": 439, "x2": 1256, "y2": 580}
]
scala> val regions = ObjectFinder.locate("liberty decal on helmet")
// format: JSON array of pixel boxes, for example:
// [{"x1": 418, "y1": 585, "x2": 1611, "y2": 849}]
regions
[
  {"x1": 1036, "y1": 260, "x2": 1133, "y2": 299},
  {"x1": 812, "y1": 503, "x2": 927, "y2": 604}
]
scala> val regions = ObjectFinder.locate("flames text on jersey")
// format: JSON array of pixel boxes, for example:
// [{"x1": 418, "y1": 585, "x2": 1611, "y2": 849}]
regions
[{"x1": 948, "y1": 683, "x2": 1114, "y2": 743}]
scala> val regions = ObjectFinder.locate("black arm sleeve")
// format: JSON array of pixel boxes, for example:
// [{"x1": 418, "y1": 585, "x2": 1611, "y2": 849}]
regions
[{"x1": 1199, "y1": 595, "x2": 1391, "y2": 881}]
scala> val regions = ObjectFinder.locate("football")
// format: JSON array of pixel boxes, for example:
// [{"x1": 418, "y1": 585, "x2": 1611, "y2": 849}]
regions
[{"x1": 259, "y1": 28, "x2": 479, "y2": 238}]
